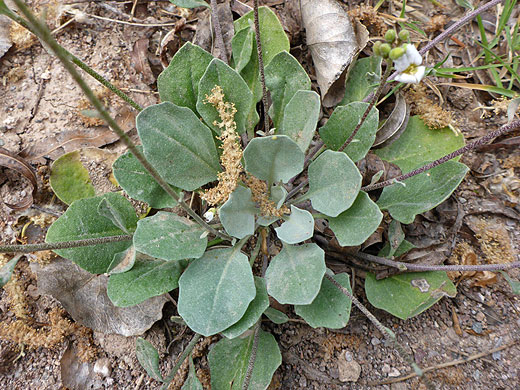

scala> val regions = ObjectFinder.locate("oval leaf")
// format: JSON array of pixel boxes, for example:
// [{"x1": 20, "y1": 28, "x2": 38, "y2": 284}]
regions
[
  {"x1": 178, "y1": 247, "x2": 255, "y2": 336},
  {"x1": 0, "y1": 255, "x2": 21, "y2": 288},
  {"x1": 328, "y1": 191, "x2": 383, "y2": 247},
  {"x1": 265, "y1": 243, "x2": 325, "y2": 305},
  {"x1": 45, "y1": 193, "x2": 137, "y2": 274},
  {"x1": 220, "y1": 186, "x2": 257, "y2": 239},
  {"x1": 295, "y1": 272, "x2": 352, "y2": 329},
  {"x1": 136, "y1": 337, "x2": 164, "y2": 382},
  {"x1": 133, "y1": 212, "x2": 207, "y2": 261},
  {"x1": 319, "y1": 102, "x2": 379, "y2": 162},
  {"x1": 263, "y1": 307, "x2": 289, "y2": 324},
  {"x1": 365, "y1": 271, "x2": 457, "y2": 320},
  {"x1": 196, "y1": 58, "x2": 255, "y2": 135},
  {"x1": 221, "y1": 276, "x2": 269, "y2": 339},
  {"x1": 307, "y1": 150, "x2": 362, "y2": 217},
  {"x1": 182, "y1": 356, "x2": 203, "y2": 390},
  {"x1": 279, "y1": 90, "x2": 321, "y2": 153},
  {"x1": 107, "y1": 259, "x2": 182, "y2": 307},
  {"x1": 157, "y1": 42, "x2": 213, "y2": 113},
  {"x1": 377, "y1": 161, "x2": 469, "y2": 224},
  {"x1": 231, "y1": 26, "x2": 254, "y2": 74},
  {"x1": 265, "y1": 51, "x2": 311, "y2": 129},
  {"x1": 137, "y1": 102, "x2": 221, "y2": 191},
  {"x1": 274, "y1": 205, "x2": 314, "y2": 245},
  {"x1": 113, "y1": 147, "x2": 178, "y2": 209},
  {"x1": 169, "y1": 0, "x2": 209, "y2": 8},
  {"x1": 243, "y1": 135, "x2": 304, "y2": 184},
  {"x1": 340, "y1": 56, "x2": 382, "y2": 105},
  {"x1": 208, "y1": 329, "x2": 281, "y2": 390}
]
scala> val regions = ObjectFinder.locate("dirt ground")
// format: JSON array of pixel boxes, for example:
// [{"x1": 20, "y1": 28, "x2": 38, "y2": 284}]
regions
[{"x1": 0, "y1": 0, "x2": 519, "y2": 389}]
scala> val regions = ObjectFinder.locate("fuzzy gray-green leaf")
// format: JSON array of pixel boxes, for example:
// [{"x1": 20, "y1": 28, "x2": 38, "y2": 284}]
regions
[
  {"x1": 133, "y1": 212, "x2": 207, "y2": 261},
  {"x1": 319, "y1": 102, "x2": 379, "y2": 162},
  {"x1": 279, "y1": 90, "x2": 320, "y2": 152},
  {"x1": 136, "y1": 337, "x2": 164, "y2": 382},
  {"x1": 274, "y1": 205, "x2": 314, "y2": 244},
  {"x1": 107, "y1": 259, "x2": 182, "y2": 307},
  {"x1": 295, "y1": 273, "x2": 352, "y2": 329},
  {"x1": 45, "y1": 193, "x2": 136, "y2": 274},
  {"x1": 219, "y1": 186, "x2": 257, "y2": 239},
  {"x1": 265, "y1": 243, "x2": 325, "y2": 305},
  {"x1": 157, "y1": 42, "x2": 213, "y2": 113},
  {"x1": 328, "y1": 191, "x2": 383, "y2": 247},
  {"x1": 178, "y1": 247, "x2": 255, "y2": 336},
  {"x1": 340, "y1": 56, "x2": 382, "y2": 105},
  {"x1": 307, "y1": 150, "x2": 361, "y2": 217},
  {"x1": 243, "y1": 135, "x2": 304, "y2": 184},
  {"x1": 137, "y1": 102, "x2": 221, "y2": 191},
  {"x1": 0, "y1": 255, "x2": 21, "y2": 288}
]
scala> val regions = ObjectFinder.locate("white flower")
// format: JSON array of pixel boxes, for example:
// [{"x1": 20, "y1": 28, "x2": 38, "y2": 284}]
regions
[
  {"x1": 393, "y1": 44, "x2": 426, "y2": 84},
  {"x1": 203, "y1": 208, "x2": 216, "y2": 222}
]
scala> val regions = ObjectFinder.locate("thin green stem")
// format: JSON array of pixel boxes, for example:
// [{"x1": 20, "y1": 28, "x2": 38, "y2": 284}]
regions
[
  {"x1": 338, "y1": 63, "x2": 392, "y2": 153},
  {"x1": 0, "y1": 235, "x2": 132, "y2": 254},
  {"x1": 160, "y1": 333, "x2": 202, "y2": 390},
  {"x1": 324, "y1": 274, "x2": 434, "y2": 390},
  {"x1": 11, "y1": 0, "x2": 231, "y2": 241},
  {"x1": 0, "y1": 2, "x2": 142, "y2": 112},
  {"x1": 253, "y1": 0, "x2": 269, "y2": 134}
]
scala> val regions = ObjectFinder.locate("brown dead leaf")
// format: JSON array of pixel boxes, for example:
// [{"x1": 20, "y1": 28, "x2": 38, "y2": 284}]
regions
[
  {"x1": 60, "y1": 342, "x2": 97, "y2": 390},
  {"x1": 0, "y1": 147, "x2": 37, "y2": 210},
  {"x1": 451, "y1": 306, "x2": 463, "y2": 336},
  {"x1": 193, "y1": 0, "x2": 233, "y2": 61},
  {"x1": 301, "y1": 0, "x2": 366, "y2": 107},
  {"x1": 131, "y1": 38, "x2": 155, "y2": 85}
]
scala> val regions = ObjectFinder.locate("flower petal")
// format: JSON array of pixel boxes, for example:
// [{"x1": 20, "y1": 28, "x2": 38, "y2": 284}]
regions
[{"x1": 406, "y1": 44, "x2": 422, "y2": 66}]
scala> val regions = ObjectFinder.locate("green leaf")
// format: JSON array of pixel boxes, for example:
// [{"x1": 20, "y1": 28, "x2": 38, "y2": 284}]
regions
[
  {"x1": 0, "y1": 255, "x2": 21, "y2": 288},
  {"x1": 377, "y1": 161, "x2": 469, "y2": 224},
  {"x1": 182, "y1": 356, "x2": 203, "y2": 390},
  {"x1": 265, "y1": 243, "x2": 325, "y2": 305},
  {"x1": 274, "y1": 205, "x2": 314, "y2": 245},
  {"x1": 319, "y1": 102, "x2": 379, "y2": 162},
  {"x1": 295, "y1": 273, "x2": 352, "y2": 329},
  {"x1": 234, "y1": 6, "x2": 290, "y2": 66},
  {"x1": 500, "y1": 271, "x2": 520, "y2": 294},
  {"x1": 97, "y1": 197, "x2": 133, "y2": 234},
  {"x1": 328, "y1": 191, "x2": 382, "y2": 247},
  {"x1": 178, "y1": 247, "x2": 256, "y2": 336},
  {"x1": 45, "y1": 193, "x2": 137, "y2": 274},
  {"x1": 378, "y1": 239, "x2": 416, "y2": 259},
  {"x1": 113, "y1": 147, "x2": 179, "y2": 209},
  {"x1": 136, "y1": 337, "x2": 164, "y2": 382},
  {"x1": 196, "y1": 58, "x2": 255, "y2": 135},
  {"x1": 208, "y1": 329, "x2": 281, "y2": 390},
  {"x1": 263, "y1": 307, "x2": 289, "y2": 324},
  {"x1": 374, "y1": 116, "x2": 465, "y2": 172},
  {"x1": 137, "y1": 102, "x2": 221, "y2": 191},
  {"x1": 157, "y1": 42, "x2": 213, "y2": 114},
  {"x1": 265, "y1": 51, "x2": 311, "y2": 129},
  {"x1": 220, "y1": 186, "x2": 257, "y2": 239},
  {"x1": 169, "y1": 0, "x2": 209, "y2": 8},
  {"x1": 340, "y1": 56, "x2": 382, "y2": 105},
  {"x1": 107, "y1": 259, "x2": 182, "y2": 307},
  {"x1": 279, "y1": 90, "x2": 320, "y2": 153},
  {"x1": 221, "y1": 276, "x2": 269, "y2": 339},
  {"x1": 108, "y1": 246, "x2": 137, "y2": 274},
  {"x1": 243, "y1": 135, "x2": 304, "y2": 184},
  {"x1": 133, "y1": 212, "x2": 207, "y2": 261},
  {"x1": 231, "y1": 26, "x2": 254, "y2": 73},
  {"x1": 49, "y1": 150, "x2": 95, "y2": 205},
  {"x1": 365, "y1": 271, "x2": 457, "y2": 320},
  {"x1": 307, "y1": 150, "x2": 362, "y2": 217}
]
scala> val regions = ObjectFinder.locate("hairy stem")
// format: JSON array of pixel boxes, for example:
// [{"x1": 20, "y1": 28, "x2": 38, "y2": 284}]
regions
[
  {"x1": 253, "y1": 0, "x2": 269, "y2": 134},
  {"x1": 160, "y1": 333, "x2": 202, "y2": 390},
  {"x1": 354, "y1": 252, "x2": 520, "y2": 272},
  {"x1": 11, "y1": 0, "x2": 231, "y2": 241},
  {"x1": 324, "y1": 274, "x2": 434, "y2": 390},
  {"x1": 0, "y1": 2, "x2": 142, "y2": 112},
  {"x1": 0, "y1": 235, "x2": 132, "y2": 254},
  {"x1": 338, "y1": 64, "x2": 392, "y2": 152},
  {"x1": 242, "y1": 322, "x2": 260, "y2": 390},
  {"x1": 363, "y1": 118, "x2": 520, "y2": 192},
  {"x1": 210, "y1": 0, "x2": 227, "y2": 63}
]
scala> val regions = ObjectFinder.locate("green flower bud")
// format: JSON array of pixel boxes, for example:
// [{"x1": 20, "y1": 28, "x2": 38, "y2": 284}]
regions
[
  {"x1": 380, "y1": 43, "x2": 391, "y2": 58},
  {"x1": 373, "y1": 41, "x2": 382, "y2": 56},
  {"x1": 385, "y1": 29, "x2": 397, "y2": 43},
  {"x1": 389, "y1": 46, "x2": 406, "y2": 60},
  {"x1": 398, "y1": 29, "x2": 410, "y2": 42}
]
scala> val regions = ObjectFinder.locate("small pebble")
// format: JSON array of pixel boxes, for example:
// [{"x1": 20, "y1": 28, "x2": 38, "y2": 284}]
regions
[
  {"x1": 475, "y1": 312, "x2": 486, "y2": 322},
  {"x1": 382, "y1": 363, "x2": 391, "y2": 374},
  {"x1": 17, "y1": 103, "x2": 25, "y2": 110},
  {"x1": 94, "y1": 358, "x2": 112, "y2": 377},
  {"x1": 41, "y1": 71, "x2": 51, "y2": 80},
  {"x1": 458, "y1": 197, "x2": 467, "y2": 204},
  {"x1": 388, "y1": 368, "x2": 401, "y2": 377},
  {"x1": 371, "y1": 337, "x2": 381, "y2": 346},
  {"x1": 473, "y1": 369, "x2": 480, "y2": 380},
  {"x1": 472, "y1": 322, "x2": 483, "y2": 334}
]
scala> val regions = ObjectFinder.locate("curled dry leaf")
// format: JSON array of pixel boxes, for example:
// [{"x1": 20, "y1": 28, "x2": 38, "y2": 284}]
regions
[
  {"x1": 131, "y1": 38, "x2": 155, "y2": 85},
  {"x1": 0, "y1": 147, "x2": 38, "y2": 210},
  {"x1": 373, "y1": 93, "x2": 410, "y2": 148},
  {"x1": 31, "y1": 258, "x2": 167, "y2": 337},
  {"x1": 301, "y1": 0, "x2": 368, "y2": 107}
]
